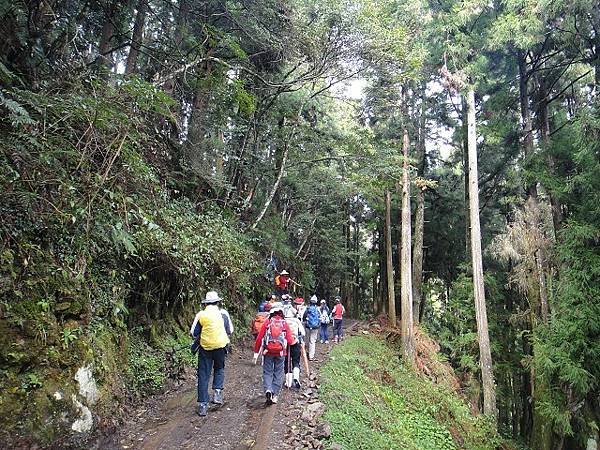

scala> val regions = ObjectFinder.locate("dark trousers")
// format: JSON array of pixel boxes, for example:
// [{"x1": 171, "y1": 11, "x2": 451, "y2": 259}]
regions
[
  {"x1": 285, "y1": 343, "x2": 301, "y2": 374},
  {"x1": 333, "y1": 319, "x2": 343, "y2": 339},
  {"x1": 197, "y1": 346, "x2": 226, "y2": 403}
]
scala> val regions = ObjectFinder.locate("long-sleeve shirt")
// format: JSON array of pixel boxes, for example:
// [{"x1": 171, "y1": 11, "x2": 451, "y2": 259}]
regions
[
  {"x1": 190, "y1": 305, "x2": 232, "y2": 351},
  {"x1": 253, "y1": 315, "x2": 295, "y2": 356}
]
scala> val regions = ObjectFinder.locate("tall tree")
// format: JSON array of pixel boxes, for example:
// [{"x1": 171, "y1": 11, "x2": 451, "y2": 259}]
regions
[
  {"x1": 466, "y1": 87, "x2": 497, "y2": 419},
  {"x1": 400, "y1": 129, "x2": 415, "y2": 364},
  {"x1": 385, "y1": 189, "x2": 397, "y2": 326}
]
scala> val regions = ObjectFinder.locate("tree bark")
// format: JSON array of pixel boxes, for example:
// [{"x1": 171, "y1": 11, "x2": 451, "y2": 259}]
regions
[
  {"x1": 385, "y1": 190, "x2": 396, "y2": 326},
  {"x1": 538, "y1": 68, "x2": 563, "y2": 237},
  {"x1": 462, "y1": 97, "x2": 471, "y2": 259},
  {"x1": 412, "y1": 91, "x2": 427, "y2": 323},
  {"x1": 401, "y1": 130, "x2": 415, "y2": 365},
  {"x1": 125, "y1": 0, "x2": 147, "y2": 75},
  {"x1": 466, "y1": 88, "x2": 497, "y2": 419},
  {"x1": 98, "y1": 1, "x2": 119, "y2": 69},
  {"x1": 519, "y1": 51, "x2": 550, "y2": 323},
  {"x1": 413, "y1": 187, "x2": 425, "y2": 322}
]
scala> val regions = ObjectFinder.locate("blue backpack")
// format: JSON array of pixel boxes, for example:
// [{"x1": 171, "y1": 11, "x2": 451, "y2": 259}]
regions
[{"x1": 306, "y1": 305, "x2": 320, "y2": 329}]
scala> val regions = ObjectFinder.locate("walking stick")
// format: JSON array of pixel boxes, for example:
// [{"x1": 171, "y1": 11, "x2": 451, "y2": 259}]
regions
[{"x1": 300, "y1": 342, "x2": 310, "y2": 379}]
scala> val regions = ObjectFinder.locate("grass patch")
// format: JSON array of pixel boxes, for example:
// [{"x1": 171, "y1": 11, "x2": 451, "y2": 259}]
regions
[{"x1": 320, "y1": 336, "x2": 504, "y2": 450}]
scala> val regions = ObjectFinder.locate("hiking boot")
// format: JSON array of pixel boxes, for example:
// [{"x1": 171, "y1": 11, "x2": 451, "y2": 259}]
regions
[
  {"x1": 265, "y1": 391, "x2": 273, "y2": 405},
  {"x1": 293, "y1": 379, "x2": 301, "y2": 390},
  {"x1": 213, "y1": 389, "x2": 223, "y2": 405},
  {"x1": 197, "y1": 402, "x2": 208, "y2": 417},
  {"x1": 271, "y1": 395, "x2": 278, "y2": 404}
]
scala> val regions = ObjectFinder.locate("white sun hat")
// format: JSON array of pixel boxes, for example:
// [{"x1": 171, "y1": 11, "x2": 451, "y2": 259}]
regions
[{"x1": 202, "y1": 291, "x2": 222, "y2": 303}]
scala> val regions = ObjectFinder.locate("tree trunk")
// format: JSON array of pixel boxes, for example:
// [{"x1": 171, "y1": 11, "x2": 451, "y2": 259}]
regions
[
  {"x1": 459, "y1": 98, "x2": 470, "y2": 263},
  {"x1": 413, "y1": 188, "x2": 425, "y2": 322},
  {"x1": 412, "y1": 93, "x2": 427, "y2": 323},
  {"x1": 98, "y1": 1, "x2": 119, "y2": 69},
  {"x1": 466, "y1": 88, "x2": 497, "y2": 419},
  {"x1": 125, "y1": 0, "x2": 147, "y2": 75},
  {"x1": 385, "y1": 190, "x2": 396, "y2": 326},
  {"x1": 538, "y1": 68, "x2": 563, "y2": 237},
  {"x1": 519, "y1": 51, "x2": 550, "y2": 323},
  {"x1": 379, "y1": 223, "x2": 387, "y2": 314},
  {"x1": 353, "y1": 219, "x2": 361, "y2": 317},
  {"x1": 401, "y1": 130, "x2": 415, "y2": 365}
]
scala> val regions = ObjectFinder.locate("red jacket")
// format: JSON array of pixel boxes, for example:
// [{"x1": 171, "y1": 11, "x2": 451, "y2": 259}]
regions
[{"x1": 253, "y1": 314, "x2": 295, "y2": 356}]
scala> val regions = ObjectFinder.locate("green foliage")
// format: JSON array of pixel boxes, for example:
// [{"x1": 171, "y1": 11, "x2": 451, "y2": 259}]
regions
[
  {"x1": 127, "y1": 334, "x2": 167, "y2": 395},
  {"x1": 321, "y1": 336, "x2": 503, "y2": 450},
  {"x1": 0, "y1": 78, "x2": 261, "y2": 445}
]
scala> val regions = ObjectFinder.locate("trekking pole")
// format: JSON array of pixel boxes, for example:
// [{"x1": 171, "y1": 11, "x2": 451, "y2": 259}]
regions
[{"x1": 300, "y1": 342, "x2": 310, "y2": 379}]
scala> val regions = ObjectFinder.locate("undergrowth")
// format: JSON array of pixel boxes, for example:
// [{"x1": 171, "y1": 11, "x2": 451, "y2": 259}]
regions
[{"x1": 320, "y1": 336, "x2": 504, "y2": 450}]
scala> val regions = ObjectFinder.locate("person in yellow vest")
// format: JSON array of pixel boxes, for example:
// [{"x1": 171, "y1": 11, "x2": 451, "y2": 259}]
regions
[{"x1": 190, "y1": 291, "x2": 232, "y2": 417}]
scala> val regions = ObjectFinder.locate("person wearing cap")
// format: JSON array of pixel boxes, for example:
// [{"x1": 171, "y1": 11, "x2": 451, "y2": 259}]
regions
[
  {"x1": 318, "y1": 299, "x2": 330, "y2": 344},
  {"x1": 332, "y1": 296, "x2": 346, "y2": 343},
  {"x1": 302, "y1": 296, "x2": 321, "y2": 360},
  {"x1": 253, "y1": 303, "x2": 295, "y2": 404},
  {"x1": 294, "y1": 297, "x2": 306, "y2": 320},
  {"x1": 190, "y1": 291, "x2": 232, "y2": 417},
  {"x1": 281, "y1": 293, "x2": 295, "y2": 318},
  {"x1": 274, "y1": 270, "x2": 290, "y2": 295}
]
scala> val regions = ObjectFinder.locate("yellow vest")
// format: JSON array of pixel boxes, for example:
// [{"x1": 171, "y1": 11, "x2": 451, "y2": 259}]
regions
[{"x1": 197, "y1": 305, "x2": 230, "y2": 351}]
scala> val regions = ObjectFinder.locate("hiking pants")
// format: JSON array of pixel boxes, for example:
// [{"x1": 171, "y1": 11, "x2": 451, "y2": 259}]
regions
[
  {"x1": 285, "y1": 343, "x2": 301, "y2": 374},
  {"x1": 307, "y1": 328, "x2": 319, "y2": 359},
  {"x1": 197, "y1": 346, "x2": 226, "y2": 403},
  {"x1": 333, "y1": 319, "x2": 343, "y2": 340},
  {"x1": 319, "y1": 323, "x2": 329, "y2": 342},
  {"x1": 263, "y1": 355, "x2": 285, "y2": 394}
]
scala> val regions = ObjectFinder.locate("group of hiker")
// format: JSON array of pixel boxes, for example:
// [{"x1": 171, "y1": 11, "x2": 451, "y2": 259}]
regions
[{"x1": 189, "y1": 269, "x2": 346, "y2": 417}]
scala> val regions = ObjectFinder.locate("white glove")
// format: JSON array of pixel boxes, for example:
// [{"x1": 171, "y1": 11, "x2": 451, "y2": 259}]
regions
[{"x1": 253, "y1": 352, "x2": 259, "y2": 364}]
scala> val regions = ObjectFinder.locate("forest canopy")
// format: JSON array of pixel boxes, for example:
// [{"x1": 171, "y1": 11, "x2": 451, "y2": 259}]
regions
[{"x1": 1, "y1": 0, "x2": 599, "y2": 449}]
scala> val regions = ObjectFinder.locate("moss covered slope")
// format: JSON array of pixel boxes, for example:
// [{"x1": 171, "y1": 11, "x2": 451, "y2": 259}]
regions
[{"x1": 0, "y1": 79, "x2": 261, "y2": 447}]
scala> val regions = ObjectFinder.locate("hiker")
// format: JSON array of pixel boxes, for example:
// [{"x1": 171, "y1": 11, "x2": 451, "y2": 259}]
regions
[
  {"x1": 190, "y1": 291, "x2": 232, "y2": 417},
  {"x1": 274, "y1": 270, "x2": 290, "y2": 295},
  {"x1": 332, "y1": 296, "x2": 346, "y2": 343},
  {"x1": 319, "y1": 299, "x2": 330, "y2": 344},
  {"x1": 253, "y1": 303, "x2": 295, "y2": 404},
  {"x1": 302, "y1": 296, "x2": 321, "y2": 361},
  {"x1": 283, "y1": 305, "x2": 306, "y2": 390},
  {"x1": 282, "y1": 293, "x2": 296, "y2": 318},
  {"x1": 251, "y1": 303, "x2": 271, "y2": 340},
  {"x1": 294, "y1": 296, "x2": 306, "y2": 319},
  {"x1": 258, "y1": 294, "x2": 269, "y2": 312}
]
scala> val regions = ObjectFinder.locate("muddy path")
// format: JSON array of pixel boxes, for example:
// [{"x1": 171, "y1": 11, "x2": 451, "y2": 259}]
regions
[{"x1": 105, "y1": 321, "x2": 359, "y2": 450}]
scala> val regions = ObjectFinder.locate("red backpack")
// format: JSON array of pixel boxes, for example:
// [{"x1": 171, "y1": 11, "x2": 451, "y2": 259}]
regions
[{"x1": 263, "y1": 318, "x2": 287, "y2": 356}]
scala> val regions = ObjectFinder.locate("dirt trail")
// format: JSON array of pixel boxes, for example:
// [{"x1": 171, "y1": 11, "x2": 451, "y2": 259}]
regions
[{"x1": 106, "y1": 322, "x2": 358, "y2": 450}]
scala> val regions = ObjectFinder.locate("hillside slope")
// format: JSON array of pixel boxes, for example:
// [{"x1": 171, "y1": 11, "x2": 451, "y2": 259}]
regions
[{"x1": 320, "y1": 332, "x2": 508, "y2": 450}]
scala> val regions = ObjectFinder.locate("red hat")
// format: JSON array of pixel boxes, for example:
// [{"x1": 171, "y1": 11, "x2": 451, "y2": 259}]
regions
[{"x1": 294, "y1": 297, "x2": 304, "y2": 305}]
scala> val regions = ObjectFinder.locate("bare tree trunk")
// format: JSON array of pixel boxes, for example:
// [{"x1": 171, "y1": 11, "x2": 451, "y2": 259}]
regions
[
  {"x1": 385, "y1": 190, "x2": 396, "y2": 326},
  {"x1": 98, "y1": 1, "x2": 119, "y2": 70},
  {"x1": 125, "y1": 0, "x2": 147, "y2": 75},
  {"x1": 401, "y1": 130, "x2": 415, "y2": 365},
  {"x1": 412, "y1": 187, "x2": 425, "y2": 322},
  {"x1": 466, "y1": 88, "x2": 497, "y2": 419},
  {"x1": 462, "y1": 97, "x2": 470, "y2": 259},
  {"x1": 538, "y1": 69, "x2": 563, "y2": 237},
  {"x1": 412, "y1": 92, "x2": 427, "y2": 323}
]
